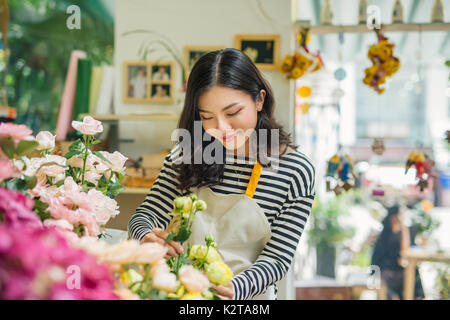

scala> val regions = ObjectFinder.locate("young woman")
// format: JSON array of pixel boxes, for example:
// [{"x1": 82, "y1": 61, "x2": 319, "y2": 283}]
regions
[
  {"x1": 128, "y1": 48, "x2": 316, "y2": 300},
  {"x1": 371, "y1": 204, "x2": 424, "y2": 299}
]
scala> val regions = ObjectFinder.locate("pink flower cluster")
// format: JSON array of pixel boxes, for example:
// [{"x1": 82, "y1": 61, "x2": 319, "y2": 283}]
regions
[
  {"x1": 0, "y1": 187, "x2": 42, "y2": 229},
  {"x1": 37, "y1": 177, "x2": 119, "y2": 238},
  {"x1": 0, "y1": 122, "x2": 34, "y2": 146},
  {"x1": 0, "y1": 224, "x2": 118, "y2": 300}
]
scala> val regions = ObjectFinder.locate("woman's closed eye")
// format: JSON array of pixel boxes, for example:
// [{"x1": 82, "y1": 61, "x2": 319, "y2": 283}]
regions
[
  {"x1": 227, "y1": 109, "x2": 241, "y2": 117},
  {"x1": 201, "y1": 109, "x2": 242, "y2": 121}
]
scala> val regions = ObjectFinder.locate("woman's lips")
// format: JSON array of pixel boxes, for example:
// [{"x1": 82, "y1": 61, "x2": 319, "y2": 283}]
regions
[{"x1": 222, "y1": 133, "x2": 237, "y2": 142}]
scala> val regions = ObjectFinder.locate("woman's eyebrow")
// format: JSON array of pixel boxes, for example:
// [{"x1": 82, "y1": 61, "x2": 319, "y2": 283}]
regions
[{"x1": 198, "y1": 102, "x2": 240, "y2": 113}]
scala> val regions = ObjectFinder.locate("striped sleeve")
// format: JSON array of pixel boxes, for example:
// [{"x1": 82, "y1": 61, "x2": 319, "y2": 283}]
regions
[
  {"x1": 231, "y1": 157, "x2": 316, "y2": 300},
  {"x1": 127, "y1": 144, "x2": 183, "y2": 241}
]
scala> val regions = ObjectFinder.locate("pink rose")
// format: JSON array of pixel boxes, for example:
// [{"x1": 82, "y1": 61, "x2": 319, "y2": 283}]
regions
[
  {"x1": 71, "y1": 116, "x2": 103, "y2": 135},
  {"x1": 0, "y1": 122, "x2": 34, "y2": 145},
  {"x1": 42, "y1": 155, "x2": 67, "y2": 166},
  {"x1": 151, "y1": 269, "x2": 179, "y2": 293},
  {"x1": 134, "y1": 242, "x2": 167, "y2": 264},
  {"x1": 35, "y1": 131, "x2": 55, "y2": 151},
  {"x1": 67, "y1": 156, "x2": 85, "y2": 169},
  {"x1": 84, "y1": 170, "x2": 102, "y2": 186},
  {"x1": 87, "y1": 189, "x2": 119, "y2": 225},
  {"x1": 98, "y1": 151, "x2": 128, "y2": 172},
  {"x1": 179, "y1": 265, "x2": 210, "y2": 293},
  {"x1": 37, "y1": 165, "x2": 66, "y2": 178},
  {"x1": 0, "y1": 159, "x2": 21, "y2": 182}
]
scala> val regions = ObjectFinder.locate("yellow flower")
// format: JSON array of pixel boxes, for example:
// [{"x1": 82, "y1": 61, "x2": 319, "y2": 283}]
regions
[
  {"x1": 281, "y1": 55, "x2": 293, "y2": 68},
  {"x1": 181, "y1": 292, "x2": 204, "y2": 300},
  {"x1": 290, "y1": 67, "x2": 303, "y2": 79},
  {"x1": 206, "y1": 261, "x2": 233, "y2": 286},
  {"x1": 168, "y1": 285, "x2": 186, "y2": 298},
  {"x1": 195, "y1": 200, "x2": 207, "y2": 211},
  {"x1": 174, "y1": 197, "x2": 186, "y2": 210},
  {"x1": 183, "y1": 197, "x2": 193, "y2": 213},
  {"x1": 420, "y1": 200, "x2": 434, "y2": 213},
  {"x1": 120, "y1": 269, "x2": 143, "y2": 288},
  {"x1": 189, "y1": 245, "x2": 223, "y2": 264}
]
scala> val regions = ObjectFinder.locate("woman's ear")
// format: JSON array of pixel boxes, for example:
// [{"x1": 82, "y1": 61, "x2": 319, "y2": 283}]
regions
[{"x1": 257, "y1": 89, "x2": 266, "y2": 112}]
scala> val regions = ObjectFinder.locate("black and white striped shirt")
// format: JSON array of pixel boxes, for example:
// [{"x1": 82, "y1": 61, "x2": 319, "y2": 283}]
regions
[{"x1": 128, "y1": 144, "x2": 316, "y2": 300}]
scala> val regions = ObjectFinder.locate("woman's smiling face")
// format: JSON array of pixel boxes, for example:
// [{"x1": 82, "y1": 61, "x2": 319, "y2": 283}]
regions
[{"x1": 198, "y1": 85, "x2": 265, "y2": 154}]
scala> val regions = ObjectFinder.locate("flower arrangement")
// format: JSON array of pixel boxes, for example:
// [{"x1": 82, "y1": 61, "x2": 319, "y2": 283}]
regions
[
  {"x1": 405, "y1": 150, "x2": 436, "y2": 192},
  {"x1": 0, "y1": 187, "x2": 118, "y2": 300},
  {"x1": 409, "y1": 200, "x2": 440, "y2": 244},
  {"x1": 280, "y1": 28, "x2": 323, "y2": 80},
  {"x1": 0, "y1": 116, "x2": 127, "y2": 240},
  {"x1": 363, "y1": 32, "x2": 400, "y2": 94},
  {"x1": 325, "y1": 154, "x2": 356, "y2": 195},
  {"x1": 0, "y1": 118, "x2": 234, "y2": 300}
]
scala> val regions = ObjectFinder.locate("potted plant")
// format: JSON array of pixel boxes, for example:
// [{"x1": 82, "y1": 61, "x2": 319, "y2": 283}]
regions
[
  {"x1": 308, "y1": 196, "x2": 355, "y2": 278},
  {"x1": 408, "y1": 200, "x2": 440, "y2": 247}
]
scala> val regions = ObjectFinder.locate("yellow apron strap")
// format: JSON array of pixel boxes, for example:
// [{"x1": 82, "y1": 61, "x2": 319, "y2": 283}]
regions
[{"x1": 245, "y1": 161, "x2": 262, "y2": 198}]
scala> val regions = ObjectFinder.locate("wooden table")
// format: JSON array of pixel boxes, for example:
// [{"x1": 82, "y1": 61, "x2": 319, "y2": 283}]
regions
[{"x1": 401, "y1": 248, "x2": 450, "y2": 300}]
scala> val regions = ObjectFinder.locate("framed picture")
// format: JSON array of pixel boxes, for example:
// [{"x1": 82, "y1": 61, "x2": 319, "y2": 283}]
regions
[
  {"x1": 234, "y1": 34, "x2": 280, "y2": 70},
  {"x1": 149, "y1": 61, "x2": 175, "y2": 103},
  {"x1": 123, "y1": 61, "x2": 150, "y2": 103},
  {"x1": 183, "y1": 45, "x2": 226, "y2": 77}
]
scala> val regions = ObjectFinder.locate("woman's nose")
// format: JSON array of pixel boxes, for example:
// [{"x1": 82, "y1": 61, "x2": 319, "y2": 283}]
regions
[{"x1": 216, "y1": 116, "x2": 232, "y2": 132}]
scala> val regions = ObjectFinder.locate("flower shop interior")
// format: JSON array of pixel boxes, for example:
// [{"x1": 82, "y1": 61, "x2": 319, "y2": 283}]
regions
[{"x1": 0, "y1": 0, "x2": 450, "y2": 301}]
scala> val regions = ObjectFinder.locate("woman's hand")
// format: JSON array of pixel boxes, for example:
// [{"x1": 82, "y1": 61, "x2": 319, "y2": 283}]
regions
[
  {"x1": 141, "y1": 228, "x2": 184, "y2": 259},
  {"x1": 212, "y1": 282, "x2": 234, "y2": 300}
]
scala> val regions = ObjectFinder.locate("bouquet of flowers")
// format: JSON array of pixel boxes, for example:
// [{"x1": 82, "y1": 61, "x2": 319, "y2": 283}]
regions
[
  {"x1": 363, "y1": 32, "x2": 400, "y2": 94},
  {"x1": 0, "y1": 116, "x2": 127, "y2": 240},
  {"x1": 405, "y1": 150, "x2": 436, "y2": 192},
  {"x1": 0, "y1": 187, "x2": 118, "y2": 300},
  {"x1": 325, "y1": 153, "x2": 356, "y2": 195},
  {"x1": 73, "y1": 193, "x2": 233, "y2": 300},
  {"x1": 280, "y1": 29, "x2": 323, "y2": 80}
]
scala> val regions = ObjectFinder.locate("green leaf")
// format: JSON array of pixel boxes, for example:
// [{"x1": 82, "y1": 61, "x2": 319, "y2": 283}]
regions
[
  {"x1": 107, "y1": 181, "x2": 124, "y2": 198},
  {"x1": 92, "y1": 139, "x2": 102, "y2": 145},
  {"x1": 4, "y1": 178, "x2": 28, "y2": 192},
  {"x1": 15, "y1": 140, "x2": 39, "y2": 157},
  {"x1": 174, "y1": 226, "x2": 191, "y2": 243},
  {"x1": 445, "y1": 60, "x2": 450, "y2": 67},
  {"x1": 55, "y1": 179, "x2": 65, "y2": 187},
  {"x1": 0, "y1": 138, "x2": 16, "y2": 158},
  {"x1": 64, "y1": 139, "x2": 86, "y2": 159},
  {"x1": 165, "y1": 233, "x2": 176, "y2": 243},
  {"x1": 23, "y1": 175, "x2": 37, "y2": 189},
  {"x1": 34, "y1": 199, "x2": 51, "y2": 221},
  {"x1": 94, "y1": 151, "x2": 112, "y2": 164}
]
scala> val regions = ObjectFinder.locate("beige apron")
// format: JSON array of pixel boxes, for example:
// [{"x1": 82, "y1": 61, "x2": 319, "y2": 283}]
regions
[{"x1": 184, "y1": 161, "x2": 276, "y2": 300}]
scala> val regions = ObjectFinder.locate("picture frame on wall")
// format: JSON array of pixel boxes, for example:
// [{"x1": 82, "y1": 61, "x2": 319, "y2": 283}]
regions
[
  {"x1": 234, "y1": 34, "x2": 280, "y2": 70},
  {"x1": 183, "y1": 45, "x2": 226, "y2": 77},
  {"x1": 123, "y1": 61, "x2": 150, "y2": 103},
  {"x1": 149, "y1": 61, "x2": 175, "y2": 103},
  {"x1": 123, "y1": 61, "x2": 175, "y2": 104}
]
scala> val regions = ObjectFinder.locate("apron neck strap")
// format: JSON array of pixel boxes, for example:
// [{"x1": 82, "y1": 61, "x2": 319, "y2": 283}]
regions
[{"x1": 245, "y1": 161, "x2": 262, "y2": 198}]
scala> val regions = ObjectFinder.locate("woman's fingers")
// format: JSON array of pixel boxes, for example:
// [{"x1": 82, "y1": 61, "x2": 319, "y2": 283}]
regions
[
  {"x1": 212, "y1": 285, "x2": 233, "y2": 299},
  {"x1": 142, "y1": 232, "x2": 165, "y2": 245},
  {"x1": 152, "y1": 228, "x2": 184, "y2": 255},
  {"x1": 168, "y1": 240, "x2": 184, "y2": 254}
]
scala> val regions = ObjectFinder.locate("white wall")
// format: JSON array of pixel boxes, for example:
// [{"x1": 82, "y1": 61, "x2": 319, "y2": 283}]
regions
[{"x1": 114, "y1": 0, "x2": 295, "y2": 160}]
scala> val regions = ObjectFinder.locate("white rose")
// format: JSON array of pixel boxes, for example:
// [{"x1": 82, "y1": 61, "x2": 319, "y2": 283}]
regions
[{"x1": 36, "y1": 131, "x2": 55, "y2": 151}]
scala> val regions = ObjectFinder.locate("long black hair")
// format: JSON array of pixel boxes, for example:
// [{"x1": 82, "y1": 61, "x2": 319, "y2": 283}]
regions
[{"x1": 174, "y1": 48, "x2": 296, "y2": 192}]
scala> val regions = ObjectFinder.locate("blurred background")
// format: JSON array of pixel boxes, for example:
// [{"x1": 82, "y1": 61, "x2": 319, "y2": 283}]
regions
[{"x1": 1, "y1": 0, "x2": 449, "y2": 300}]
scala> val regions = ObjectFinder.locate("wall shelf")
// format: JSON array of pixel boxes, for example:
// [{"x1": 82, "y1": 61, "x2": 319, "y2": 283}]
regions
[
  {"x1": 295, "y1": 21, "x2": 450, "y2": 34},
  {"x1": 121, "y1": 187, "x2": 150, "y2": 195}
]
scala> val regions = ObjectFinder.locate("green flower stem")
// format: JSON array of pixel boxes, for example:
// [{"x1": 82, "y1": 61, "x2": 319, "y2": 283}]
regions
[{"x1": 81, "y1": 135, "x2": 91, "y2": 184}]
